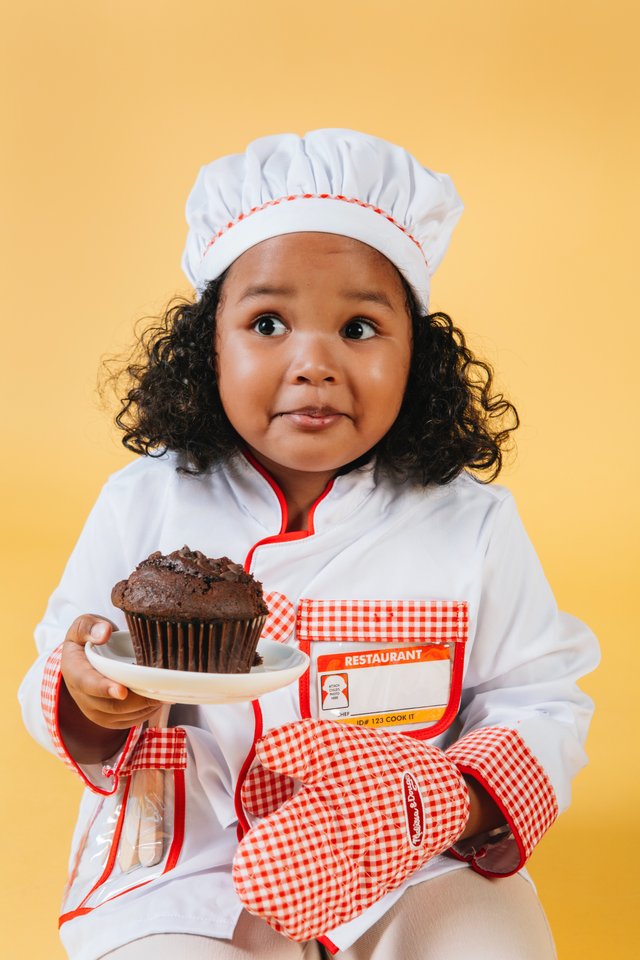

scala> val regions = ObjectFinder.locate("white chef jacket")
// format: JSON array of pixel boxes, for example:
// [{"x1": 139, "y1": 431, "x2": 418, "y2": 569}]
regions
[{"x1": 18, "y1": 451, "x2": 599, "y2": 960}]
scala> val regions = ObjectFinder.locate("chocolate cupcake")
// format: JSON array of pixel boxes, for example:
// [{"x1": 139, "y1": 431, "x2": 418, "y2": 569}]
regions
[{"x1": 111, "y1": 547, "x2": 269, "y2": 673}]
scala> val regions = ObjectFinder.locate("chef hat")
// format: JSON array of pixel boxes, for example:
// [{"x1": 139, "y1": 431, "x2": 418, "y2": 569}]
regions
[{"x1": 181, "y1": 128, "x2": 463, "y2": 312}]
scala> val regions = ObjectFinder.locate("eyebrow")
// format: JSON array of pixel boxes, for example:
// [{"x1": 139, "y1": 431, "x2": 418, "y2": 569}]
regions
[
  {"x1": 238, "y1": 285, "x2": 295, "y2": 301},
  {"x1": 237, "y1": 284, "x2": 394, "y2": 310},
  {"x1": 341, "y1": 289, "x2": 394, "y2": 310}
]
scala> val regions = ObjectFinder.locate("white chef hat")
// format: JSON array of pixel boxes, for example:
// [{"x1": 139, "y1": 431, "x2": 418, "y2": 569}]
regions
[{"x1": 181, "y1": 128, "x2": 463, "y2": 312}]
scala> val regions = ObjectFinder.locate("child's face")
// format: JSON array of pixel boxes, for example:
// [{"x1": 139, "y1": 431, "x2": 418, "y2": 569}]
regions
[{"x1": 215, "y1": 232, "x2": 412, "y2": 489}]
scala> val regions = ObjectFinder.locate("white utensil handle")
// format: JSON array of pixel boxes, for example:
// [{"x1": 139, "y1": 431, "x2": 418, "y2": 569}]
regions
[
  {"x1": 117, "y1": 777, "x2": 142, "y2": 872},
  {"x1": 137, "y1": 768, "x2": 165, "y2": 867},
  {"x1": 137, "y1": 702, "x2": 172, "y2": 868}
]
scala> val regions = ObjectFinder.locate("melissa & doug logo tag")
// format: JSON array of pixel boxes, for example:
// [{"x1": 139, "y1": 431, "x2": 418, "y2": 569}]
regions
[{"x1": 402, "y1": 771, "x2": 425, "y2": 847}]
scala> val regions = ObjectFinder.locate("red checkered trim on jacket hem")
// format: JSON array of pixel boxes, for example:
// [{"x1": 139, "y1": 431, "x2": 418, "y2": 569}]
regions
[
  {"x1": 445, "y1": 726, "x2": 558, "y2": 876},
  {"x1": 119, "y1": 727, "x2": 187, "y2": 774},
  {"x1": 297, "y1": 599, "x2": 468, "y2": 643},
  {"x1": 41, "y1": 643, "x2": 143, "y2": 795},
  {"x1": 202, "y1": 193, "x2": 428, "y2": 266},
  {"x1": 261, "y1": 591, "x2": 296, "y2": 644}
]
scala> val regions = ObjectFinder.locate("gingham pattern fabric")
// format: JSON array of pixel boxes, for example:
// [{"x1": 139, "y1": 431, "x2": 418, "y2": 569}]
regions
[
  {"x1": 296, "y1": 599, "x2": 468, "y2": 643},
  {"x1": 41, "y1": 643, "x2": 143, "y2": 790},
  {"x1": 242, "y1": 762, "x2": 297, "y2": 819},
  {"x1": 261, "y1": 591, "x2": 296, "y2": 644},
  {"x1": 445, "y1": 725, "x2": 559, "y2": 875},
  {"x1": 117, "y1": 727, "x2": 187, "y2": 775},
  {"x1": 41, "y1": 644, "x2": 77, "y2": 774},
  {"x1": 232, "y1": 718, "x2": 470, "y2": 941}
]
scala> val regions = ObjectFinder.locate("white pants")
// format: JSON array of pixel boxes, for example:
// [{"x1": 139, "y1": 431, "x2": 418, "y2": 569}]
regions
[{"x1": 99, "y1": 870, "x2": 557, "y2": 959}]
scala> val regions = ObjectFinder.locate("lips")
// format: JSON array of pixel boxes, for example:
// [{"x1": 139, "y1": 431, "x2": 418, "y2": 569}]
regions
[
  {"x1": 277, "y1": 406, "x2": 348, "y2": 430},
  {"x1": 281, "y1": 406, "x2": 344, "y2": 417}
]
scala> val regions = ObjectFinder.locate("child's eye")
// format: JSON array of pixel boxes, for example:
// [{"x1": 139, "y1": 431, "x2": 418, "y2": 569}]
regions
[
  {"x1": 342, "y1": 319, "x2": 377, "y2": 340},
  {"x1": 252, "y1": 315, "x2": 287, "y2": 337}
]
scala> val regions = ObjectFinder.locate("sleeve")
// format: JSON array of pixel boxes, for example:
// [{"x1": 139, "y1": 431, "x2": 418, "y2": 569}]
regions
[
  {"x1": 17, "y1": 481, "x2": 145, "y2": 795},
  {"x1": 443, "y1": 491, "x2": 599, "y2": 876}
]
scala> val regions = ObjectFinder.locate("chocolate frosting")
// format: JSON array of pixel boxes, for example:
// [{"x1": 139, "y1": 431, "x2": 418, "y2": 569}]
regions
[{"x1": 111, "y1": 546, "x2": 269, "y2": 621}]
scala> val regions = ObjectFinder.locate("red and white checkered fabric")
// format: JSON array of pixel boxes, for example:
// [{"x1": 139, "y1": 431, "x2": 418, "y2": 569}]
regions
[
  {"x1": 41, "y1": 644, "x2": 77, "y2": 775},
  {"x1": 233, "y1": 718, "x2": 470, "y2": 941},
  {"x1": 41, "y1": 643, "x2": 143, "y2": 792},
  {"x1": 445, "y1": 725, "x2": 558, "y2": 876},
  {"x1": 296, "y1": 599, "x2": 468, "y2": 643},
  {"x1": 242, "y1": 762, "x2": 297, "y2": 819},
  {"x1": 118, "y1": 727, "x2": 187, "y2": 775},
  {"x1": 261, "y1": 591, "x2": 296, "y2": 643}
]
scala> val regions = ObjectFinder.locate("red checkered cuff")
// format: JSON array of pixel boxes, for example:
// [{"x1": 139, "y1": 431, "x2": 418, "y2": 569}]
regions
[
  {"x1": 41, "y1": 643, "x2": 143, "y2": 795},
  {"x1": 445, "y1": 725, "x2": 558, "y2": 876},
  {"x1": 119, "y1": 727, "x2": 188, "y2": 774}
]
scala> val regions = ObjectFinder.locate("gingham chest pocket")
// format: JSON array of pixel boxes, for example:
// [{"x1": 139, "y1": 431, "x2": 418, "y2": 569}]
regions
[{"x1": 295, "y1": 599, "x2": 468, "y2": 739}]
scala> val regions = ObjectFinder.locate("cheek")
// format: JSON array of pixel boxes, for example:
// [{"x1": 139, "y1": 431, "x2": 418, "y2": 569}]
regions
[
  {"x1": 366, "y1": 348, "x2": 411, "y2": 413},
  {"x1": 216, "y1": 336, "x2": 261, "y2": 400},
  {"x1": 215, "y1": 338, "x2": 256, "y2": 428}
]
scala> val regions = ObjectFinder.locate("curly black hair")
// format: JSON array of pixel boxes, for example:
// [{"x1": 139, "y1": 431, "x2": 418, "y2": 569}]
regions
[{"x1": 102, "y1": 273, "x2": 518, "y2": 485}]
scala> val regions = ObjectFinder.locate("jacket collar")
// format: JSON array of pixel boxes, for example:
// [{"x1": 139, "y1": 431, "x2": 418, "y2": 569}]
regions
[{"x1": 220, "y1": 450, "x2": 380, "y2": 536}]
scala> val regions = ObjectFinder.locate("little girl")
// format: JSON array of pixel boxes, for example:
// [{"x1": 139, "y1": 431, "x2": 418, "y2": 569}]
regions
[{"x1": 19, "y1": 129, "x2": 599, "y2": 960}]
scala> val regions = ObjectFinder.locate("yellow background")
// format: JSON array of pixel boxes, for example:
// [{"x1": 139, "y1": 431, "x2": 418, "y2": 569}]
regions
[{"x1": 2, "y1": 1, "x2": 637, "y2": 955}]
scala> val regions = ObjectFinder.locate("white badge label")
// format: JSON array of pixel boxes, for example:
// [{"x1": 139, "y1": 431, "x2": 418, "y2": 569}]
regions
[{"x1": 316, "y1": 645, "x2": 451, "y2": 728}]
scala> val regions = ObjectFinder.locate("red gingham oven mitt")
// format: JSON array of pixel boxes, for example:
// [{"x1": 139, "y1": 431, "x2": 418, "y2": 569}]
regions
[{"x1": 232, "y1": 718, "x2": 470, "y2": 941}]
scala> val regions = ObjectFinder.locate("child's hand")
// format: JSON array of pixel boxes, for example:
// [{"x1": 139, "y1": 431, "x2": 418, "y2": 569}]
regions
[{"x1": 61, "y1": 614, "x2": 161, "y2": 732}]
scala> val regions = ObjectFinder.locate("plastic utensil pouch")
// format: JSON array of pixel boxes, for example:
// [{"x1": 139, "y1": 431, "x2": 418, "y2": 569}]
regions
[{"x1": 60, "y1": 727, "x2": 187, "y2": 922}]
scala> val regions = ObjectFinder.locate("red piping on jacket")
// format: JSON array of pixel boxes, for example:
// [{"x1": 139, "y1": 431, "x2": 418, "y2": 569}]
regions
[
  {"x1": 234, "y1": 449, "x2": 334, "y2": 839},
  {"x1": 317, "y1": 935, "x2": 339, "y2": 954}
]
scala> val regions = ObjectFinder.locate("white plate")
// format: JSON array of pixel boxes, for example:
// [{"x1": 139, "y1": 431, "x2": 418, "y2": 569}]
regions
[{"x1": 86, "y1": 631, "x2": 309, "y2": 704}]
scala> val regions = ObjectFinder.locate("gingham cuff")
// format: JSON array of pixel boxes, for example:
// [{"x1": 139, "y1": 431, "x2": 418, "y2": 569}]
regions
[
  {"x1": 120, "y1": 727, "x2": 188, "y2": 774},
  {"x1": 445, "y1": 725, "x2": 558, "y2": 876},
  {"x1": 41, "y1": 643, "x2": 143, "y2": 795}
]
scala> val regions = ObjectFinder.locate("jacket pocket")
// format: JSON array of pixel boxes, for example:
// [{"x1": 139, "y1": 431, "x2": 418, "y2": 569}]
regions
[
  {"x1": 59, "y1": 728, "x2": 187, "y2": 925},
  {"x1": 296, "y1": 599, "x2": 468, "y2": 740}
]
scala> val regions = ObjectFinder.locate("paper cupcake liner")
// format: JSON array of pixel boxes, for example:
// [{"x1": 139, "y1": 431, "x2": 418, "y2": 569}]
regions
[{"x1": 125, "y1": 614, "x2": 267, "y2": 673}]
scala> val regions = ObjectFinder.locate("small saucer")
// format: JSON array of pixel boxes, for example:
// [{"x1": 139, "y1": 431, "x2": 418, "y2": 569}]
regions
[{"x1": 86, "y1": 630, "x2": 309, "y2": 704}]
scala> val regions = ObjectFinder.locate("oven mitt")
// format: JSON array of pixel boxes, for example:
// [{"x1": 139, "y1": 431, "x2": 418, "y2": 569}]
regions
[{"x1": 232, "y1": 718, "x2": 470, "y2": 941}]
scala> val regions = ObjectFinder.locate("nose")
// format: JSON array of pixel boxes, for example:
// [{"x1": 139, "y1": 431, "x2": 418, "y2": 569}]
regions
[{"x1": 287, "y1": 333, "x2": 339, "y2": 385}]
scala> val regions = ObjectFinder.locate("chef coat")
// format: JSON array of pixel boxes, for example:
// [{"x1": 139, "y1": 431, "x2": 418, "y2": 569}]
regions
[{"x1": 18, "y1": 451, "x2": 599, "y2": 960}]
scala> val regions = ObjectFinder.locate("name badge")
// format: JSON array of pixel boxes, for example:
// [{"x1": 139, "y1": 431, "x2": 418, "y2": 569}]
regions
[{"x1": 317, "y1": 643, "x2": 451, "y2": 728}]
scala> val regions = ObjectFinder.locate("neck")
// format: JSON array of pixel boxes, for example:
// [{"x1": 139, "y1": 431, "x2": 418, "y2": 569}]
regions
[
  {"x1": 243, "y1": 449, "x2": 336, "y2": 533},
  {"x1": 282, "y1": 481, "x2": 332, "y2": 533}
]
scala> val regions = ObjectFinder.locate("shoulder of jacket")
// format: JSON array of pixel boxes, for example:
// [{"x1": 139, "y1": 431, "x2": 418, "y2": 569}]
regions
[
  {"x1": 434, "y1": 471, "x2": 515, "y2": 510},
  {"x1": 100, "y1": 453, "x2": 227, "y2": 500},
  {"x1": 102, "y1": 452, "x2": 178, "y2": 490}
]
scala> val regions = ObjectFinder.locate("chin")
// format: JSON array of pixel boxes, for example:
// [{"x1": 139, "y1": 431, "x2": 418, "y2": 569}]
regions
[
  {"x1": 287, "y1": 457, "x2": 347, "y2": 475},
  {"x1": 248, "y1": 436, "x2": 376, "y2": 478}
]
